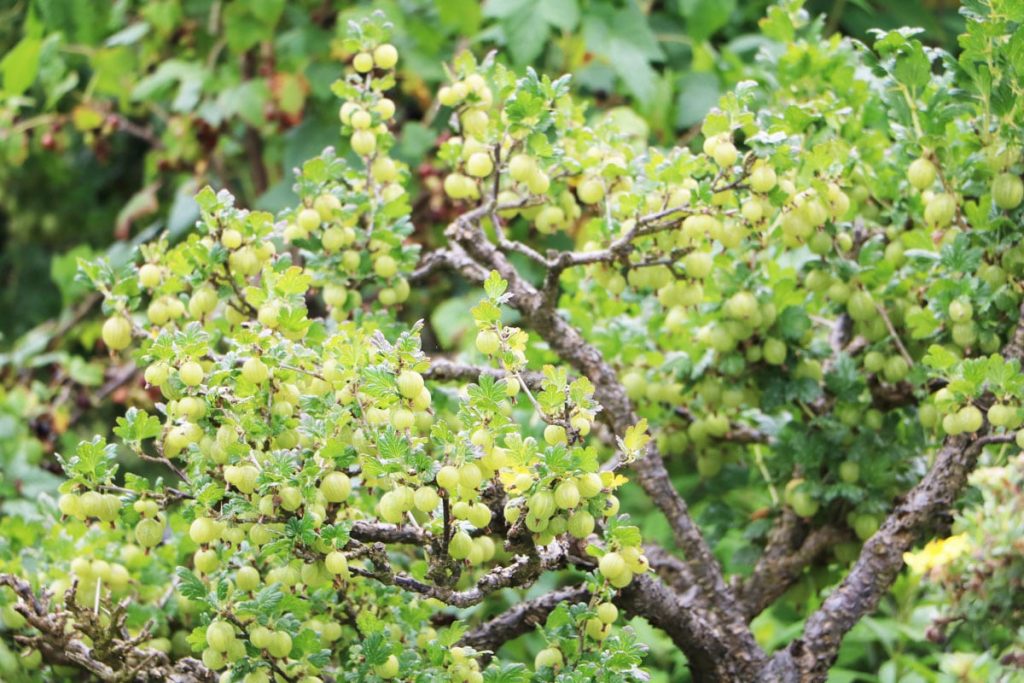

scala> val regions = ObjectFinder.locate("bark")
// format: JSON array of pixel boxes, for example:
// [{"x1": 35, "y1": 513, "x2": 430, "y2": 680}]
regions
[
  {"x1": 768, "y1": 432, "x2": 1014, "y2": 681},
  {"x1": 735, "y1": 513, "x2": 848, "y2": 620},
  {"x1": 459, "y1": 584, "x2": 591, "y2": 655},
  {"x1": 424, "y1": 358, "x2": 546, "y2": 391}
]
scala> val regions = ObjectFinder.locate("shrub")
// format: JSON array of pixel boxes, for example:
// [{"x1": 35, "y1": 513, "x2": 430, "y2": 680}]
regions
[{"x1": 1, "y1": 2, "x2": 1023, "y2": 682}]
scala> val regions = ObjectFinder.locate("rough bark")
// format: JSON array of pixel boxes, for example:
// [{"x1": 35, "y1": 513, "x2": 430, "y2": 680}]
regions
[
  {"x1": 735, "y1": 513, "x2": 848, "y2": 620},
  {"x1": 459, "y1": 584, "x2": 591, "y2": 655}
]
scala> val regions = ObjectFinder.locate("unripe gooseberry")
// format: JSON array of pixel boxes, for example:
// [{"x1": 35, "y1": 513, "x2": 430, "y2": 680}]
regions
[
  {"x1": 948, "y1": 298, "x2": 973, "y2": 322},
  {"x1": 266, "y1": 631, "x2": 292, "y2": 659},
  {"x1": 458, "y1": 462, "x2": 483, "y2": 489},
  {"x1": 993, "y1": 172, "x2": 1024, "y2": 210},
  {"x1": 475, "y1": 330, "x2": 500, "y2": 355},
  {"x1": 449, "y1": 530, "x2": 473, "y2": 559},
  {"x1": 178, "y1": 361, "x2": 204, "y2": 387},
  {"x1": 189, "y1": 517, "x2": 221, "y2": 545},
  {"x1": 567, "y1": 510, "x2": 595, "y2": 538},
  {"x1": 924, "y1": 192, "x2": 956, "y2": 227},
  {"x1": 374, "y1": 255, "x2": 398, "y2": 279},
  {"x1": 958, "y1": 405, "x2": 983, "y2": 433},
  {"x1": 535, "y1": 647, "x2": 563, "y2": 671},
  {"x1": 712, "y1": 140, "x2": 738, "y2": 167},
  {"x1": 987, "y1": 403, "x2": 1015, "y2": 427},
  {"x1": 351, "y1": 130, "x2": 376, "y2": 156},
  {"x1": 465, "y1": 152, "x2": 494, "y2": 178},
  {"x1": 508, "y1": 154, "x2": 535, "y2": 183},
  {"x1": 241, "y1": 357, "x2": 269, "y2": 384},
  {"x1": 320, "y1": 471, "x2": 352, "y2": 503},
  {"x1": 144, "y1": 362, "x2": 170, "y2": 387},
  {"x1": 373, "y1": 44, "x2": 399, "y2": 70},
  {"x1": 749, "y1": 163, "x2": 777, "y2": 193},
  {"x1": 236, "y1": 566, "x2": 260, "y2": 592},
  {"x1": 206, "y1": 621, "x2": 235, "y2": 652},
  {"x1": 138, "y1": 263, "x2": 163, "y2": 288},
  {"x1": 134, "y1": 518, "x2": 164, "y2": 548},
  {"x1": 436, "y1": 465, "x2": 459, "y2": 491},
  {"x1": 599, "y1": 552, "x2": 627, "y2": 580},
  {"x1": 544, "y1": 424, "x2": 568, "y2": 446},
  {"x1": 102, "y1": 316, "x2": 133, "y2": 351},
  {"x1": 297, "y1": 208, "x2": 321, "y2": 232},
  {"x1": 413, "y1": 486, "x2": 439, "y2": 512},
  {"x1": 597, "y1": 602, "x2": 618, "y2": 624},
  {"x1": 907, "y1": 157, "x2": 937, "y2": 190},
  {"x1": 577, "y1": 177, "x2": 605, "y2": 205},
  {"x1": 352, "y1": 52, "x2": 374, "y2": 73},
  {"x1": 553, "y1": 480, "x2": 580, "y2": 509}
]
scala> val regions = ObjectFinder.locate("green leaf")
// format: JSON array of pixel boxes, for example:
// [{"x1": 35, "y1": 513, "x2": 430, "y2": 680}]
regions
[
  {"x1": 621, "y1": 419, "x2": 651, "y2": 454},
  {"x1": 274, "y1": 266, "x2": 313, "y2": 296},
  {"x1": 539, "y1": 0, "x2": 580, "y2": 31},
  {"x1": 360, "y1": 632, "x2": 391, "y2": 666},
  {"x1": 113, "y1": 408, "x2": 163, "y2": 443},
  {"x1": 483, "y1": 662, "x2": 531, "y2": 683},
  {"x1": 484, "y1": 270, "x2": 508, "y2": 299},
  {"x1": 922, "y1": 344, "x2": 959, "y2": 371},
  {"x1": 610, "y1": 525, "x2": 642, "y2": 548},
  {"x1": 1, "y1": 37, "x2": 42, "y2": 96},
  {"x1": 777, "y1": 306, "x2": 811, "y2": 342},
  {"x1": 893, "y1": 42, "x2": 931, "y2": 90},
  {"x1": 175, "y1": 567, "x2": 209, "y2": 601},
  {"x1": 436, "y1": 0, "x2": 483, "y2": 34},
  {"x1": 194, "y1": 186, "x2": 219, "y2": 213},
  {"x1": 675, "y1": 72, "x2": 721, "y2": 128},
  {"x1": 677, "y1": 0, "x2": 736, "y2": 42}
]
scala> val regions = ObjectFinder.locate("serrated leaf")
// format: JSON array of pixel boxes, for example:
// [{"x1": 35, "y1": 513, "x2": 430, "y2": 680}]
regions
[
  {"x1": 175, "y1": 567, "x2": 208, "y2": 601},
  {"x1": 922, "y1": 344, "x2": 959, "y2": 371},
  {"x1": 113, "y1": 408, "x2": 163, "y2": 443},
  {"x1": 484, "y1": 270, "x2": 508, "y2": 299}
]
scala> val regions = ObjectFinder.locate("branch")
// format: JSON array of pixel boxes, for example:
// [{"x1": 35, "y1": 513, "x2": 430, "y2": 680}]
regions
[
  {"x1": 410, "y1": 245, "x2": 489, "y2": 284},
  {"x1": 734, "y1": 512, "x2": 848, "y2": 620},
  {"x1": 616, "y1": 574, "x2": 767, "y2": 681},
  {"x1": 0, "y1": 574, "x2": 214, "y2": 683},
  {"x1": 772, "y1": 303, "x2": 1024, "y2": 680},
  {"x1": 440, "y1": 204, "x2": 764, "y2": 670},
  {"x1": 350, "y1": 521, "x2": 427, "y2": 545},
  {"x1": 424, "y1": 358, "x2": 546, "y2": 391},
  {"x1": 349, "y1": 541, "x2": 567, "y2": 609},
  {"x1": 459, "y1": 584, "x2": 590, "y2": 655},
  {"x1": 772, "y1": 433, "x2": 1012, "y2": 680}
]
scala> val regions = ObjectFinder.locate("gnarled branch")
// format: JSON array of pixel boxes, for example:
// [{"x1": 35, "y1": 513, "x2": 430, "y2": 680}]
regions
[{"x1": 459, "y1": 584, "x2": 590, "y2": 656}]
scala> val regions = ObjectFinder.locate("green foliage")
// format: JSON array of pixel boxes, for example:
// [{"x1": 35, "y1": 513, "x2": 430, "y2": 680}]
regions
[{"x1": 0, "y1": 0, "x2": 1022, "y2": 681}]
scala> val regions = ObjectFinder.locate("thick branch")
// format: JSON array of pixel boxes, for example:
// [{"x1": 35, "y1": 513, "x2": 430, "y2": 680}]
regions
[
  {"x1": 350, "y1": 541, "x2": 566, "y2": 609},
  {"x1": 772, "y1": 432, "x2": 1012, "y2": 681},
  {"x1": 442, "y1": 206, "x2": 766, "y2": 678},
  {"x1": 410, "y1": 244, "x2": 489, "y2": 284},
  {"x1": 349, "y1": 520, "x2": 427, "y2": 545},
  {"x1": 734, "y1": 512, "x2": 848, "y2": 620},
  {"x1": 459, "y1": 584, "x2": 590, "y2": 654},
  {"x1": 617, "y1": 574, "x2": 766, "y2": 682},
  {"x1": 771, "y1": 303, "x2": 1024, "y2": 680}
]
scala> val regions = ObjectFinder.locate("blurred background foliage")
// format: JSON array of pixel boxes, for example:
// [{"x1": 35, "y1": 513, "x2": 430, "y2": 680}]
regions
[{"x1": 0, "y1": 1, "x2": 983, "y2": 681}]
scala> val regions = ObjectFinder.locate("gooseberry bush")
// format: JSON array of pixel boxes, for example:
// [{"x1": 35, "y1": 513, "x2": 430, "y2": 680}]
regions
[{"x1": 2, "y1": 2, "x2": 1024, "y2": 682}]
